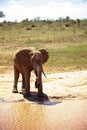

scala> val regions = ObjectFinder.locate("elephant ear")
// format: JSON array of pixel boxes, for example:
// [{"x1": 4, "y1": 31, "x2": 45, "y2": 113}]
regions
[{"x1": 39, "y1": 49, "x2": 49, "y2": 64}]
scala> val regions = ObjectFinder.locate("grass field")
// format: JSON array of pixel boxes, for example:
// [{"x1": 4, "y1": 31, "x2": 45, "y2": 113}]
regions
[{"x1": 0, "y1": 20, "x2": 87, "y2": 73}]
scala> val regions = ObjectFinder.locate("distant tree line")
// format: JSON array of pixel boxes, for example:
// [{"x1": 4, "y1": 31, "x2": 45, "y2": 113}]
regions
[
  {"x1": 0, "y1": 11, "x2": 5, "y2": 18},
  {"x1": 0, "y1": 11, "x2": 87, "y2": 29},
  {"x1": 15, "y1": 16, "x2": 82, "y2": 28}
]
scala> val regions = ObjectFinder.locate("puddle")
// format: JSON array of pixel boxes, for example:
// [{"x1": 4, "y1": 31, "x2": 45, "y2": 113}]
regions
[
  {"x1": 0, "y1": 93, "x2": 62, "y2": 130},
  {"x1": 0, "y1": 98, "x2": 87, "y2": 130}
]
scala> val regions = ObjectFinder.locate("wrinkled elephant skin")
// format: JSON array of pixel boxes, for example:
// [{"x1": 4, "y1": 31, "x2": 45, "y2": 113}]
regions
[{"x1": 12, "y1": 47, "x2": 49, "y2": 97}]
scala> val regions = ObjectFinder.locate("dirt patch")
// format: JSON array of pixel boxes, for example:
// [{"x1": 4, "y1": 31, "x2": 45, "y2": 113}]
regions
[{"x1": 0, "y1": 70, "x2": 87, "y2": 102}]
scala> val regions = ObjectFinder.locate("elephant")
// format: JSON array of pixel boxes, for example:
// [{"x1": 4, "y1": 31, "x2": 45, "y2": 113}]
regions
[{"x1": 12, "y1": 47, "x2": 49, "y2": 97}]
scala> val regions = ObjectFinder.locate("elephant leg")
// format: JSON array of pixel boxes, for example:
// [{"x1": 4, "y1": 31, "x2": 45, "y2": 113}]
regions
[
  {"x1": 37, "y1": 83, "x2": 44, "y2": 97},
  {"x1": 35, "y1": 72, "x2": 39, "y2": 88},
  {"x1": 23, "y1": 72, "x2": 31, "y2": 96},
  {"x1": 12, "y1": 65, "x2": 19, "y2": 93},
  {"x1": 21, "y1": 74, "x2": 26, "y2": 93},
  {"x1": 37, "y1": 77, "x2": 44, "y2": 97},
  {"x1": 34, "y1": 71, "x2": 44, "y2": 97}
]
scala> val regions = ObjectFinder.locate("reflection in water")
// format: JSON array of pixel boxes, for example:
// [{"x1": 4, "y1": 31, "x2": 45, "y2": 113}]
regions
[
  {"x1": 0, "y1": 93, "x2": 62, "y2": 130},
  {"x1": 0, "y1": 101, "x2": 61, "y2": 130},
  {"x1": 0, "y1": 98, "x2": 87, "y2": 130},
  {"x1": 0, "y1": 97, "x2": 73, "y2": 129}
]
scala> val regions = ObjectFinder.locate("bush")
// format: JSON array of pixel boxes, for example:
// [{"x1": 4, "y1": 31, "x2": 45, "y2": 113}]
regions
[{"x1": 85, "y1": 30, "x2": 87, "y2": 35}]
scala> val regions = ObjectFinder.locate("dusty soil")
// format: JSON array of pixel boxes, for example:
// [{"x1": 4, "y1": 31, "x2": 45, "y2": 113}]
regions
[
  {"x1": 0, "y1": 70, "x2": 87, "y2": 101},
  {"x1": 0, "y1": 70, "x2": 87, "y2": 130}
]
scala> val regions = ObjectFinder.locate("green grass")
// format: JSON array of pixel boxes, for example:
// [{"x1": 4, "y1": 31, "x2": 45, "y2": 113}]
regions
[
  {"x1": 46, "y1": 44, "x2": 87, "y2": 71},
  {"x1": 0, "y1": 21, "x2": 87, "y2": 72}
]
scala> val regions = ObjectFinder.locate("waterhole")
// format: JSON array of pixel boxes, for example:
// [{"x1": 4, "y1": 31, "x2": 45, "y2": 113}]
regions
[
  {"x1": 0, "y1": 93, "x2": 62, "y2": 130},
  {"x1": 0, "y1": 94, "x2": 87, "y2": 130}
]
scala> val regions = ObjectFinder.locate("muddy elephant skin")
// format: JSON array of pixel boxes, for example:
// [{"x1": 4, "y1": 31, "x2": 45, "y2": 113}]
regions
[{"x1": 12, "y1": 47, "x2": 49, "y2": 97}]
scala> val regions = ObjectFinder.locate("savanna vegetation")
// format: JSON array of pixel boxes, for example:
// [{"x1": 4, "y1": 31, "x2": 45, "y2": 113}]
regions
[{"x1": 0, "y1": 17, "x2": 87, "y2": 73}]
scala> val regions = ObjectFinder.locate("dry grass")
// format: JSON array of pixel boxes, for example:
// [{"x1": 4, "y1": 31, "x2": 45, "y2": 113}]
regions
[{"x1": 0, "y1": 21, "x2": 87, "y2": 73}]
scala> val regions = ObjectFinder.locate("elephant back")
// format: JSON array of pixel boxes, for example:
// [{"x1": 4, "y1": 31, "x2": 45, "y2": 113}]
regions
[{"x1": 14, "y1": 48, "x2": 33, "y2": 65}]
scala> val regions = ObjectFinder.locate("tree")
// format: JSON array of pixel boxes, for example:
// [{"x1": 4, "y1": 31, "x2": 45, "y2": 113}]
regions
[
  {"x1": 33, "y1": 17, "x2": 41, "y2": 22},
  {"x1": 65, "y1": 16, "x2": 70, "y2": 21},
  {"x1": 77, "y1": 19, "x2": 80, "y2": 27},
  {"x1": 0, "y1": 11, "x2": 5, "y2": 18}
]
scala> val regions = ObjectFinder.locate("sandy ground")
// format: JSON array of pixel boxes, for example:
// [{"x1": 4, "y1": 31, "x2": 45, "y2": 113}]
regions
[
  {"x1": 0, "y1": 70, "x2": 87, "y2": 101},
  {"x1": 0, "y1": 70, "x2": 87, "y2": 130}
]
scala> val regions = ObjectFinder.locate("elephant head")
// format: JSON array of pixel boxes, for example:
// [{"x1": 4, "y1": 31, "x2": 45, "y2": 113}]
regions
[
  {"x1": 13, "y1": 47, "x2": 49, "y2": 97},
  {"x1": 30, "y1": 49, "x2": 49, "y2": 89}
]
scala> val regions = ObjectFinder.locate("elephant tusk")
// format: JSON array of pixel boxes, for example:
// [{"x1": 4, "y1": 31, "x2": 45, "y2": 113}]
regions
[
  {"x1": 35, "y1": 65, "x2": 47, "y2": 78},
  {"x1": 42, "y1": 70, "x2": 47, "y2": 78}
]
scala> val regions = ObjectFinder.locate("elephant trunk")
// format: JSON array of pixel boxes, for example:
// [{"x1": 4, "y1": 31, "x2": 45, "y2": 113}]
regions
[
  {"x1": 37, "y1": 64, "x2": 46, "y2": 79},
  {"x1": 34, "y1": 64, "x2": 46, "y2": 88},
  {"x1": 41, "y1": 67, "x2": 47, "y2": 78}
]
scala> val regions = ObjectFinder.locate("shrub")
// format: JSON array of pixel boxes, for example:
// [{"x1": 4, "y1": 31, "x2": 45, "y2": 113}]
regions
[{"x1": 85, "y1": 30, "x2": 87, "y2": 35}]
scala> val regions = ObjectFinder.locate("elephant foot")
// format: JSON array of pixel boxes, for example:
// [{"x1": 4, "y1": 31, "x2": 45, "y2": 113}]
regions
[
  {"x1": 21, "y1": 88, "x2": 26, "y2": 93},
  {"x1": 12, "y1": 88, "x2": 18, "y2": 93}
]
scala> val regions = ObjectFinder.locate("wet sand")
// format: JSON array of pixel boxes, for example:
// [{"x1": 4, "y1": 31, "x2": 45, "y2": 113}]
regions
[
  {"x1": 0, "y1": 99, "x2": 87, "y2": 130},
  {"x1": 0, "y1": 70, "x2": 87, "y2": 130}
]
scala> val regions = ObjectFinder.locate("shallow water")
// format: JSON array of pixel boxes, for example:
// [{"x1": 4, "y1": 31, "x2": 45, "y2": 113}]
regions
[
  {"x1": 0, "y1": 71, "x2": 87, "y2": 130},
  {"x1": 0, "y1": 98, "x2": 87, "y2": 130},
  {"x1": 0, "y1": 93, "x2": 62, "y2": 130},
  {"x1": 0, "y1": 99, "x2": 61, "y2": 130}
]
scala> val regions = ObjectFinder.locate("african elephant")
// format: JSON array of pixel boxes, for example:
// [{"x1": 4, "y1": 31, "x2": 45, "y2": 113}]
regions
[{"x1": 12, "y1": 47, "x2": 49, "y2": 97}]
